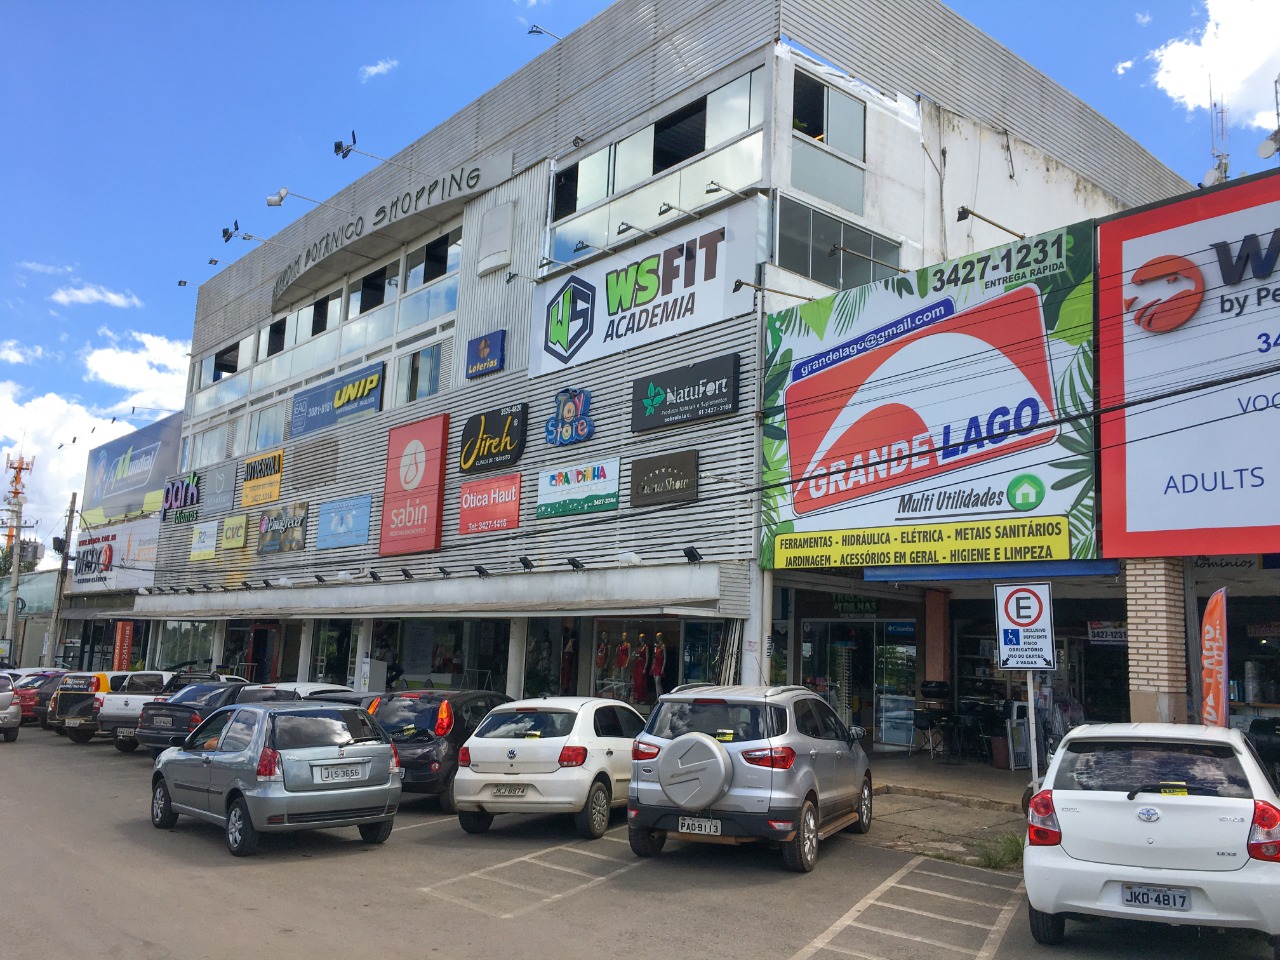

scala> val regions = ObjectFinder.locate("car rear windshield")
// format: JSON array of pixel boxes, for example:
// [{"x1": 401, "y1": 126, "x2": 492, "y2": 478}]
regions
[
  {"x1": 0, "y1": 677, "x2": 10, "y2": 693},
  {"x1": 163, "y1": 684, "x2": 231, "y2": 708},
  {"x1": 16, "y1": 674, "x2": 51, "y2": 689},
  {"x1": 475, "y1": 708, "x2": 576, "y2": 739},
  {"x1": 374, "y1": 696, "x2": 442, "y2": 740},
  {"x1": 271, "y1": 709, "x2": 383, "y2": 749},
  {"x1": 1053, "y1": 739, "x2": 1253, "y2": 799},
  {"x1": 646, "y1": 701, "x2": 774, "y2": 743}
]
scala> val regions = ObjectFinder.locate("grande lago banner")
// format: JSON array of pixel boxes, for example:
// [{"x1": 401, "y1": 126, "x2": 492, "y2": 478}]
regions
[{"x1": 760, "y1": 222, "x2": 1097, "y2": 570}]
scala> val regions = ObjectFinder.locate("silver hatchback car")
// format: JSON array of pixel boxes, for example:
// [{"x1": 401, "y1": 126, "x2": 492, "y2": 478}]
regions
[
  {"x1": 628, "y1": 684, "x2": 871, "y2": 872},
  {"x1": 151, "y1": 701, "x2": 402, "y2": 856}
]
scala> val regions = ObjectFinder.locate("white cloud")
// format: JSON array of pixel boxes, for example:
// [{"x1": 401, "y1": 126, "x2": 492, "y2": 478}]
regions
[
  {"x1": 1135, "y1": 12, "x2": 1151, "y2": 26},
  {"x1": 1115, "y1": 60, "x2": 1134, "y2": 76},
  {"x1": 50, "y1": 284, "x2": 144, "y2": 309},
  {"x1": 83, "y1": 331, "x2": 189, "y2": 414},
  {"x1": 358, "y1": 58, "x2": 399, "y2": 83},
  {"x1": 0, "y1": 340, "x2": 43, "y2": 364},
  {"x1": 1149, "y1": 0, "x2": 1280, "y2": 130},
  {"x1": 17, "y1": 261, "x2": 74, "y2": 275}
]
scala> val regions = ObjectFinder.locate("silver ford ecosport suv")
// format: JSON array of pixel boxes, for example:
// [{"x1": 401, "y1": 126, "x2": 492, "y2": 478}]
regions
[{"x1": 627, "y1": 684, "x2": 871, "y2": 872}]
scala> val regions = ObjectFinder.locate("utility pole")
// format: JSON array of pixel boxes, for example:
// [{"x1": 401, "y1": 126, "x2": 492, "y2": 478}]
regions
[
  {"x1": 4, "y1": 454, "x2": 35, "y2": 662},
  {"x1": 44, "y1": 491, "x2": 76, "y2": 667}
]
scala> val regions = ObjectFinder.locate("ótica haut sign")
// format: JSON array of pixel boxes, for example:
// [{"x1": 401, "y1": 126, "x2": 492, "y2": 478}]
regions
[
  {"x1": 761, "y1": 223, "x2": 1096, "y2": 570},
  {"x1": 631, "y1": 354, "x2": 739, "y2": 432},
  {"x1": 465, "y1": 330, "x2": 506, "y2": 379},
  {"x1": 379, "y1": 414, "x2": 448, "y2": 556},
  {"x1": 459, "y1": 473, "x2": 521, "y2": 535},
  {"x1": 530, "y1": 205, "x2": 756, "y2": 376},
  {"x1": 1098, "y1": 170, "x2": 1280, "y2": 556},
  {"x1": 460, "y1": 403, "x2": 527, "y2": 473},
  {"x1": 290, "y1": 362, "x2": 385, "y2": 440}
]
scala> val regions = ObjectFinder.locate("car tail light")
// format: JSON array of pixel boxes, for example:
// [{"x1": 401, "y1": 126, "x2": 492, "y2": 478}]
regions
[
  {"x1": 558, "y1": 746, "x2": 588, "y2": 767},
  {"x1": 390, "y1": 743, "x2": 402, "y2": 776},
  {"x1": 1027, "y1": 790, "x2": 1061, "y2": 846},
  {"x1": 256, "y1": 746, "x2": 282, "y2": 781},
  {"x1": 367, "y1": 697, "x2": 381, "y2": 715},
  {"x1": 457, "y1": 746, "x2": 471, "y2": 767},
  {"x1": 436, "y1": 700, "x2": 454, "y2": 737},
  {"x1": 1248, "y1": 800, "x2": 1280, "y2": 862},
  {"x1": 187, "y1": 714, "x2": 202, "y2": 731},
  {"x1": 89, "y1": 676, "x2": 101, "y2": 693},
  {"x1": 693, "y1": 698, "x2": 727, "y2": 704},
  {"x1": 742, "y1": 746, "x2": 797, "y2": 769},
  {"x1": 92, "y1": 695, "x2": 104, "y2": 716},
  {"x1": 632, "y1": 740, "x2": 661, "y2": 761}
]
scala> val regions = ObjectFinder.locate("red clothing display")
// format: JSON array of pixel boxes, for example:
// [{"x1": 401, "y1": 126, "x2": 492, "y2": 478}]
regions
[
  {"x1": 596, "y1": 641, "x2": 608, "y2": 670},
  {"x1": 631, "y1": 644, "x2": 650, "y2": 701},
  {"x1": 614, "y1": 639, "x2": 631, "y2": 671},
  {"x1": 649, "y1": 641, "x2": 666, "y2": 678}
]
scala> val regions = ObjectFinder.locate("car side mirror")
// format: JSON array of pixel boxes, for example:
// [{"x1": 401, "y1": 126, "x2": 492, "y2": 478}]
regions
[{"x1": 848, "y1": 725, "x2": 866, "y2": 744}]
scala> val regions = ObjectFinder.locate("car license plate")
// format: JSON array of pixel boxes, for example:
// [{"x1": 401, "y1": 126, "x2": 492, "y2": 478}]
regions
[
  {"x1": 492, "y1": 784, "x2": 527, "y2": 797},
  {"x1": 678, "y1": 817, "x2": 722, "y2": 836},
  {"x1": 65, "y1": 719, "x2": 81, "y2": 727},
  {"x1": 116, "y1": 728, "x2": 135, "y2": 739},
  {"x1": 316, "y1": 763, "x2": 363, "y2": 783},
  {"x1": 1121, "y1": 883, "x2": 1190, "y2": 911},
  {"x1": 153, "y1": 716, "x2": 173, "y2": 727}
]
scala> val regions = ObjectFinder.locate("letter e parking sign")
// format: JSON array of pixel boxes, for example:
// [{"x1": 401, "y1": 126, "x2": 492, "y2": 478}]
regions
[{"x1": 994, "y1": 583, "x2": 1056, "y2": 670}]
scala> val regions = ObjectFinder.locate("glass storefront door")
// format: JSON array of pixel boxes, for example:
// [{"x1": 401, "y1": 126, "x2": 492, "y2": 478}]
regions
[{"x1": 800, "y1": 618, "x2": 916, "y2": 744}]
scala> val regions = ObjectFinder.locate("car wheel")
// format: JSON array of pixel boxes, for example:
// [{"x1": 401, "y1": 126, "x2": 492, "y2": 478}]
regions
[
  {"x1": 574, "y1": 779, "x2": 611, "y2": 840},
  {"x1": 782, "y1": 798, "x2": 819, "y2": 873},
  {"x1": 358, "y1": 820, "x2": 394, "y2": 844},
  {"x1": 437, "y1": 774, "x2": 457, "y2": 815},
  {"x1": 458, "y1": 810, "x2": 493, "y2": 834},
  {"x1": 3, "y1": 726, "x2": 17, "y2": 743},
  {"x1": 225, "y1": 798, "x2": 260, "y2": 857},
  {"x1": 55, "y1": 726, "x2": 66, "y2": 736},
  {"x1": 151, "y1": 779, "x2": 178, "y2": 829},
  {"x1": 656, "y1": 732, "x2": 733, "y2": 811},
  {"x1": 1021, "y1": 783, "x2": 1035, "y2": 818},
  {"x1": 114, "y1": 737, "x2": 139, "y2": 754},
  {"x1": 848, "y1": 774, "x2": 872, "y2": 834},
  {"x1": 1028, "y1": 904, "x2": 1065, "y2": 945},
  {"x1": 628, "y1": 825, "x2": 666, "y2": 857},
  {"x1": 39, "y1": 714, "x2": 49, "y2": 730},
  {"x1": 66, "y1": 728, "x2": 94, "y2": 744}
]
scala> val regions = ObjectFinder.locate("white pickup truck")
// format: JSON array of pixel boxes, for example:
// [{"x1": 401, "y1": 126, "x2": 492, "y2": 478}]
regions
[{"x1": 90, "y1": 672, "x2": 245, "y2": 752}]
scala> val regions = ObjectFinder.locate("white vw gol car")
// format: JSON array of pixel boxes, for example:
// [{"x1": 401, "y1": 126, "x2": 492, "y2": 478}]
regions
[
  {"x1": 1024, "y1": 723, "x2": 1280, "y2": 955},
  {"x1": 453, "y1": 697, "x2": 645, "y2": 839}
]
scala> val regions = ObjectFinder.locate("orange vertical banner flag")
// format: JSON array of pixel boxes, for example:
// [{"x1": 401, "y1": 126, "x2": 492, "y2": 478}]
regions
[
  {"x1": 1200, "y1": 587, "x2": 1228, "y2": 727},
  {"x1": 112, "y1": 621, "x2": 134, "y2": 672}
]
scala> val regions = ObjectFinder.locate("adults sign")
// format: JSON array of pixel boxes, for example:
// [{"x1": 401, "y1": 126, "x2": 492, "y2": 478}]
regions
[
  {"x1": 760, "y1": 223, "x2": 1097, "y2": 570},
  {"x1": 994, "y1": 582, "x2": 1056, "y2": 670}
]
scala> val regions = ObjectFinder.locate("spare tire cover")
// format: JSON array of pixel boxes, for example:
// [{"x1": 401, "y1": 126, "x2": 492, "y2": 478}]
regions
[{"x1": 656, "y1": 732, "x2": 733, "y2": 811}]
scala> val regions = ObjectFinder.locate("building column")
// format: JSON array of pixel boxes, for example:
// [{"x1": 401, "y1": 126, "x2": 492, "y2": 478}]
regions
[
  {"x1": 924, "y1": 589, "x2": 951, "y2": 682},
  {"x1": 742, "y1": 565, "x2": 770, "y2": 685},
  {"x1": 211, "y1": 621, "x2": 227, "y2": 670},
  {"x1": 507, "y1": 618, "x2": 528, "y2": 699},
  {"x1": 354, "y1": 620, "x2": 373, "y2": 685},
  {"x1": 296, "y1": 620, "x2": 314, "y2": 682},
  {"x1": 1124, "y1": 557, "x2": 1189, "y2": 722}
]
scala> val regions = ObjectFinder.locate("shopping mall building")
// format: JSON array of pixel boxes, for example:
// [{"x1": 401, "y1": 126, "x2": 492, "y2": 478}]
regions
[{"x1": 54, "y1": 0, "x2": 1280, "y2": 758}]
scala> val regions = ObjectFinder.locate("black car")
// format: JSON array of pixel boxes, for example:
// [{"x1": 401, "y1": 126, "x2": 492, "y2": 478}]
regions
[
  {"x1": 136, "y1": 682, "x2": 321, "y2": 756},
  {"x1": 33, "y1": 671, "x2": 68, "y2": 729},
  {"x1": 366, "y1": 690, "x2": 510, "y2": 811}
]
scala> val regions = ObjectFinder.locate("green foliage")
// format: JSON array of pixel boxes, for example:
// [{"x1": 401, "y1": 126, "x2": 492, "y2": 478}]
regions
[
  {"x1": 1049, "y1": 340, "x2": 1097, "y2": 559},
  {"x1": 975, "y1": 832, "x2": 1025, "y2": 871},
  {"x1": 1038, "y1": 222, "x2": 1093, "y2": 335}
]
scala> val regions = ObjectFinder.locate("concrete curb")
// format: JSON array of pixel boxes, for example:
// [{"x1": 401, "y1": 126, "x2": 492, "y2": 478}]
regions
[{"x1": 873, "y1": 782, "x2": 1024, "y2": 815}]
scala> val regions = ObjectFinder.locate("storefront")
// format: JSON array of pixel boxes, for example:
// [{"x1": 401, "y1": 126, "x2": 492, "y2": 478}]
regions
[{"x1": 366, "y1": 617, "x2": 511, "y2": 694}]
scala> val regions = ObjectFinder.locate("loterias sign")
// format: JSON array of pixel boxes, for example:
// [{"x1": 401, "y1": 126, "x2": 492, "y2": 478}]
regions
[
  {"x1": 459, "y1": 403, "x2": 528, "y2": 474},
  {"x1": 631, "y1": 354, "x2": 739, "y2": 432}
]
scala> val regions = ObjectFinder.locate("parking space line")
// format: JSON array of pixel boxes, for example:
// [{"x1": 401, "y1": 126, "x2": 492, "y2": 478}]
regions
[
  {"x1": 816, "y1": 945, "x2": 890, "y2": 960},
  {"x1": 526, "y1": 858, "x2": 601, "y2": 880},
  {"x1": 847, "y1": 920, "x2": 977, "y2": 955},
  {"x1": 913, "y1": 869, "x2": 1020, "y2": 891},
  {"x1": 786, "y1": 855, "x2": 924, "y2": 960},
  {"x1": 973, "y1": 881, "x2": 1024, "y2": 960},
  {"x1": 874, "y1": 900, "x2": 991, "y2": 929},
  {"x1": 473, "y1": 872, "x2": 551, "y2": 896},
  {"x1": 391, "y1": 817, "x2": 455, "y2": 832},
  {"x1": 894, "y1": 883, "x2": 1001, "y2": 907},
  {"x1": 500, "y1": 861, "x2": 640, "y2": 920}
]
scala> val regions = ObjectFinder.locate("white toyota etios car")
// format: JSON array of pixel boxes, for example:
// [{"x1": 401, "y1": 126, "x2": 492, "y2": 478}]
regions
[
  {"x1": 1023, "y1": 723, "x2": 1280, "y2": 955},
  {"x1": 452, "y1": 697, "x2": 645, "y2": 839}
]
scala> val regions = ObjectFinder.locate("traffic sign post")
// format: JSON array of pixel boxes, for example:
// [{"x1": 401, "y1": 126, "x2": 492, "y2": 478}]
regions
[{"x1": 994, "y1": 582, "x2": 1056, "y2": 788}]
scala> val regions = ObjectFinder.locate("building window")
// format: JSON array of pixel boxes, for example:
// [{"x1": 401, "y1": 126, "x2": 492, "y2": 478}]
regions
[
  {"x1": 185, "y1": 423, "x2": 229, "y2": 470},
  {"x1": 405, "y1": 229, "x2": 461, "y2": 291},
  {"x1": 793, "y1": 72, "x2": 865, "y2": 159},
  {"x1": 249, "y1": 402, "x2": 285, "y2": 451},
  {"x1": 777, "y1": 197, "x2": 900, "y2": 290},
  {"x1": 348, "y1": 260, "x2": 401, "y2": 318},
  {"x1": 394, "y1": 341, "x2": 444, "y2": 407}
]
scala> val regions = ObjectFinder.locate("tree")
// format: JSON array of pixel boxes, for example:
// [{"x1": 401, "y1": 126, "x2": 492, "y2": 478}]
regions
[{"x1": 0, "y1": 546, "x2": 38, "y2": 581}]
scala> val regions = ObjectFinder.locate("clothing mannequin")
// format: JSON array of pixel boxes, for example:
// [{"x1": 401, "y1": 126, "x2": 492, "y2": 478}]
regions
[
  {"x1": 614, "y1": 632, "x2": 631, "y2": 672},
  {"x1": 560, "y1": 630, "x2": 576, "y2": 695},
  {"x1": 650, "y1": 631, "x2": 667, "y2": 698},
  {"x1": 631, "y1": 633, "x2": 651, "y2": 704}
]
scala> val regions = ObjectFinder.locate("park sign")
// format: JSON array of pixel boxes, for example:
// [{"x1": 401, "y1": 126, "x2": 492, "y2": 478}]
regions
[
  {"x1": 994, "y1": 582, "x2": 1056, "y2": 670},
  {"x1": 761, "y1": 223, "x2": 1096, "y2": 571}
]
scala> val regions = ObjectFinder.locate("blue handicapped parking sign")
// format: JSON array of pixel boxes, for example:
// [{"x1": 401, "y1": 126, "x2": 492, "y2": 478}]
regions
[{"x1": 1002, "y1": 628, "x2": 1021, "y2": 646}]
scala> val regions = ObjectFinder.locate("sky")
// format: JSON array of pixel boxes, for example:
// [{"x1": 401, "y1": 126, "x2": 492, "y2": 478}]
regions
[{"x1": 1, "y1": 0, "x2": 1278, "y2": 566}]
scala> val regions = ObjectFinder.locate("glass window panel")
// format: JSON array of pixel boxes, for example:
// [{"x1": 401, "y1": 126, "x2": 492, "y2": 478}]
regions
[
  {"x1": 405, "y1": 244, "x2": 427, "y2": 290},
  {"x1": 552, "y1": 163, "x2": 579, "y2": 222},
  {"x1": 678, "y1": 131, "x2": 763, "y2": 212},
  {"x1": 614, "y1": 125, "x2": 654, "y2": 192},
  {"x1": 430, "y1": 273, "x2": 458, "y2": 320},
  {"x1": 394, "y1": 343, "x2": 442, "y2": 406},
  {"x1": 607, "y1": 179, "x2": 665, "y2": 243},
  {"x1": 842, "y1": 251, "x2": 873, "y2": 288},
  {"x1": 199, "y1": 355, "x2": 215, "y2": 389},
  {"x1": 398, "y1": 286, "x2": 430, "y2": 333},
  {"x1": 749, "y1": 67, "x2": 765, "y2": 128},
  {"x1": 653, "y1": 99, "x2": 706, "y2": 173},
  {"x1": 250, "y1": 403, "x2": 284, "y2": 452},
  {"x1": 777, "y1": 197, "x2": 811, "y2": 278},
  {"x1": 707, "y1": 75, "x2": 751, "y2": 147},
  {"x1": 577, "y1": 148, "x2": 611, "y2": 209},
  {"x1": 827, "y1": 88, "x2": 865, "y2": 160},
  {"x1": 811, "y1": 209, "x2": 842, "y2": 288},
  {"x1": 793, "y1": 72, "x2": 825, "y2": 142},
  {"x1": 551, "y1": 205, "x2": 609, "y2": 262},
  {"x1": 791, "y1": 139, "x2": 864, "y2": 215},
  {"x1": 346, "y1": 281, "x2": 362, "y2": 319},
  {"x1": 284, "y1": 312, "x2": 299, "y2": 348},
  {"x1": 230, "y1": 420, "x2": 245, "y2": 458},
  {"x1": 446, "y1": 228, "x2": 462, "y2": 273},
  {"x1": 238, "y1": 333, "x2": 257, "y2": 368},
  {"x1": 843, "y1": 226, "x2": 873, "y2": 257}
]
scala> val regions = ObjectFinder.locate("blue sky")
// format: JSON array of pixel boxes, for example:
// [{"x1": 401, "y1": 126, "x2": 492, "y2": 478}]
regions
[{"x1": 1, "y1": 0, "x2": 1277, "y2": 557}]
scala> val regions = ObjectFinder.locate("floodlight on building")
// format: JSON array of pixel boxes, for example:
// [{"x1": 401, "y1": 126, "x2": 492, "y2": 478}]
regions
[
  {"x1": 683, "y1": 546, "x2": 703, "y2": 564},
  {"x1": 314, "y1": 574, "x2": 326, "y2": 584},
  {"x1": 401, "y1": 568, "x2": 414, "y2": 580},
  {"x1": 732, "y1": 279, "x2": 810, "y2": 300},
  {"x1": 537, "y1": 256, "x2": 576, "y2": 270},
  {"x1": 956, "y1": 206, "x2": 1025, "y2": 240},
  {"x1": 177, "y1": 280, "x2": 188, "y2": 287},
  {"x1": 566, "y1": 557, "x2": 585, "y2": 571},
  {"x1": 438, "y1": 566, "x2": 452, "y2": 579},
  {"x1": 332, "y1": 129, "x2": 415, "y2": 172},
  {"x1": 528, "y1": 24, "x2": 562, "y2": 40},
  {"x1": 266, "y1": 187, "x2": 354, "y2": 215},
  {"x1": 617, "y1": 221, "x2": 660, "y2": 240},
  {"x1": 369, "y1": 570, "x2": 381, "y2": 582},
  {"x1": 658, "y1": 202, "x2": 701, "y2": 220},
  {"x1": 519, "y1": 556, "x2": 534, "y2": 571},
  {"x1": 705, "y1": 180, "x2": 749, "y2": 199},
  {"x1": 474, "y1": 565, "x2": 492, "y2": 578},
  {"x1": 573, "y1": 239, "x2": 611, "y2": 255}
]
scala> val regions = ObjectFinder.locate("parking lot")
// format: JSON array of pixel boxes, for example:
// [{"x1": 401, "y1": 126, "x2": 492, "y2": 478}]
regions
[{"x1": 2, "y1": 731, "x2": 1272, "y2": 960}]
